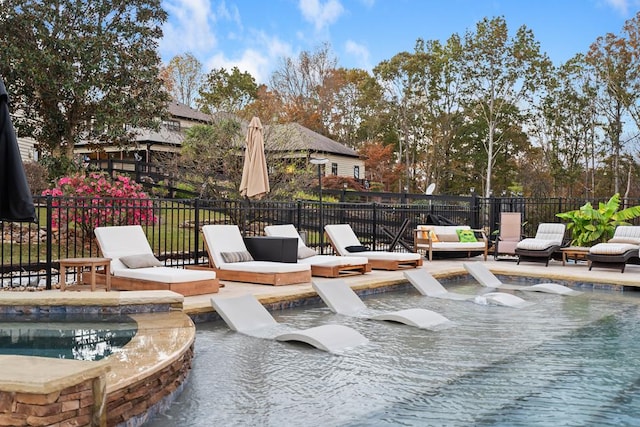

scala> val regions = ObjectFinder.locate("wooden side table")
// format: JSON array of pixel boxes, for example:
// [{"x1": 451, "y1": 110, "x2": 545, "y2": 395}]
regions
[
  {"x1": 58, "y1": 257, "x2": 111, "y2": 291},
  {"x1": 560, "y1": 247, "x2": 590, "y2": 266}
]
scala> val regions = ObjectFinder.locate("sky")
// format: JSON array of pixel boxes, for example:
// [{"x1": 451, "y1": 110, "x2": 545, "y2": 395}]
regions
[{"x1": 158, "y1": 0, "x2": 640, "y2": 84}]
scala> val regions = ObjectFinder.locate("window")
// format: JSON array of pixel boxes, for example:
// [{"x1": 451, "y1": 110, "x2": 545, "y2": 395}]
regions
[
  {"x1": 162, "y1": 119, "x2": 181, "y2": 132},
  {"x1": 353, "y1": 165, "x2": 360, "y2": 179},
  {"x1": 331, "y1": 163, "x2": 338, "y2": 175}
]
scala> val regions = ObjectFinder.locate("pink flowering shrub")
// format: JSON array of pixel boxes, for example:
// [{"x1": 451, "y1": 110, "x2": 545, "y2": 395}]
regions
[{"x1": 42, "y1": 172, "x2": 157, "y2": 235}]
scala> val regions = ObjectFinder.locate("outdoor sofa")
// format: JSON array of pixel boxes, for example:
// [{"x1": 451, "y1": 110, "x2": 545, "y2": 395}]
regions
[{"x1": 413, "y1": 225, "x2": 488, "y2": 261}]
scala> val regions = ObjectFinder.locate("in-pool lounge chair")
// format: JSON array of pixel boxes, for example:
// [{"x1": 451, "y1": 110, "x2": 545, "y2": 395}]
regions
[
  {"x1": 464, "y1": 262, "x2": 581, "y2": 295},
  {"x1": 94, "y1": 225, "x2": 220, "y2": 296},
  {"x1": 211, "y1": 294, "x2": 368, "y2": 353},
  {"x1": 201, "y1": 224, "x2": 311, "y2": 285},
  {"x1": 403, "y1": 269, "x2": 532, "y2": 308},
  {"x1": 324, "y1": 224, "x2": 423, "y2": 270},
  {"x1": 312, "y1": 279, "x2": 452, "y2": 330},
  {"x1": 514, "y1": 223, "x2": 566, "y2": 266},
  {"x1": 264, "y1": 224, "x2": 371, "y2": 277},
  {"x1": 588, "y1": 226, "x2": 640, "y2": 273}
]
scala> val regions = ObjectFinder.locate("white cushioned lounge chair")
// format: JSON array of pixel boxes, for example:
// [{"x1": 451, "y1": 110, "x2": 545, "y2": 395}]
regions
[
  {"x1": 588, "y1": 226, "x2": 640, "y2": 273},
  {"x1": 324, "y1": 224, "x2": 422, "y2": 270},
  {"x1": 403, "y1": 269, "x2": 532, "y2": 308},
  {"x1": 201, "y1": 224, "x2": 311, "y2": 285},
  {"x1": 515, "y1": 223, "x2": 566, "y2": 266},
  {"x1": 211, "y1": 294, "x2": 368, "y2": 353},
  {"x1": 312, "y1": 279, "x2": 452, "y2": 330},
  {"x1": 94, "y1": 225, "x2": 219, "y2": 296},
  {"x1": 264, "y1": 224, "x2": 371, "y2": 277},
  {"x1": 464, "y1": 262, "x2": 581, "y2": 295}
]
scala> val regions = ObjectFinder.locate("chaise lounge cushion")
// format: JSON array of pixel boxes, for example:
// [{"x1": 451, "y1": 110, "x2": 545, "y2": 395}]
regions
[
  {"x1": 113, "y1": 266, "x2": 215, "y2": 284},
  {"x1": 589, "y1": 243, "x2": 638, "y2": 255},
  {"x1": 516, "y1": 239, "x2": 558, "y2": 251}
]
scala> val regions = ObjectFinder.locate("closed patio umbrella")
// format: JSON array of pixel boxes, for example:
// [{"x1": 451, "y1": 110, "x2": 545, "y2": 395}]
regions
[
  {"x1": 239, "y1": 116, "x2": 270, "y2": 199},
  {"x1": 0, "y1": 77, "x2": 36, "y2": 222}
]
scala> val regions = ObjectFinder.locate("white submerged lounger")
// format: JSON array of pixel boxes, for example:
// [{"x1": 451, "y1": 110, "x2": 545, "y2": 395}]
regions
[
  {"x1": 403, "y1": 269, "x2": 532, "y2": 308},
  {"x1": 463, "y1": 262, "x2": 582, "y2": 296},
  {"x1": 211, "y1": 294, "x2": 368, "y2": 353},
  {"x1": 312, "y1": 279, "x2": 452, "y2": 330}
]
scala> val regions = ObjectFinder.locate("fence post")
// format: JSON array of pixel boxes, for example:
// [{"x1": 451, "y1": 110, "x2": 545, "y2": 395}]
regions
[
  {"x1": 471, "y1": 192, "x2": 481, "y2": 229},
  {"x1": 46, "y1": 195, "x2": 53, "y2": 290},
  {"x1": 193, "y1": 198, "x2": 200, "y2": 265},
  {"x1": 372, "y1": 202, "x2": 378, "y2": 248},
  {"x1": 296, "y1": 201, "x2": 302, "y2": 231}
]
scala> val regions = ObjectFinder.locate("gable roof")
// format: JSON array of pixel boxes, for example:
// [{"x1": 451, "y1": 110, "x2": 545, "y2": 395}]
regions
[
  {"x1": 264, "y1": 122, "x2": 359, "y2": 158},
  {"x1": 167, "y1": 100, "x2": 212, "y2": 123}
]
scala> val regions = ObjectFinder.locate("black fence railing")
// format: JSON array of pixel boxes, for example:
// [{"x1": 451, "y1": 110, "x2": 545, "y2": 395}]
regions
[{"x1": 2, "y1": 194, "x2": 639, "y2": 290}]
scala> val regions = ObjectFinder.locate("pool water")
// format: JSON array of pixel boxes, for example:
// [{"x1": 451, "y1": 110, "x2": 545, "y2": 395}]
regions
[
  {"x1": 149, "y1": 282, "x2": 640, "y2": 426},
  {"x1": 0, "y1": 313, "x2": 137, "y2": 361}
]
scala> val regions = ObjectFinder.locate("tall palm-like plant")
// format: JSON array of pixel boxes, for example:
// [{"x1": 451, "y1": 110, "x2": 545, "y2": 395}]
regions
[{"x1": 556, "y1": 194, "x2": 640, "y2": 246}]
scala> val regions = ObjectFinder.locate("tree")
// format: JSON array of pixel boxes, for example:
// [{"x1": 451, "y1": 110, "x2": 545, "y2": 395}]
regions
[
  {"x1": 460, "y1": 16, "x2": 550, "y2": 197},
  {"x1": 0, "y1": 0, "x2": 169, "y2": 174},
  {"x1": 359, "y1": 140, "x2": 403, "y2": 191},
  {"x1": 165, "y1": 53, "x2": 203, "y2": 107},
  {"x1": 270, "y1": 43, "x2": 338, "y2": 133},
  {"x1": 323, "y1": 68, "x2": 384, "y2": 148},
  {"x1": 179, "y1": 119, "x2": 244, "y2": 199},
  {"x1": 532, "y1": 55, "x2": 600, "y2": 197},
  {"x1": 198, "y1": 67, "x2": 258, "y2": 114},
  {"x1": 587, "y1": 15, "x2": 640, "y2": 195}
]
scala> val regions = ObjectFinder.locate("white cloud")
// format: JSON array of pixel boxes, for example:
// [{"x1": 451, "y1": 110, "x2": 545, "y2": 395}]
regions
[
  {"x1": 298, "y1": 0, "x2": 345, "y2": 31},
  {"x1": 160, "y1": 0, "x2": 217, "y2": 60},
  {"x1": 203, "y1": 32, "x2": 293, "y2": 84},
  {"x1": 602, "y1": 0, "x2": 640, "y2": 15},
  {"x1": 345, "y1": 40, "x2": 371, "y2": 70}
]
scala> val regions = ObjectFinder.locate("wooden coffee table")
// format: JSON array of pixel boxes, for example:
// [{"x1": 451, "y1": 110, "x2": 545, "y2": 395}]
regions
[
  {"x1": 561, "y1": 247, "x2": 590, "y2": 266},
  {"x1": 58, "y1": 257, "x2": 111, "y2": 291}
]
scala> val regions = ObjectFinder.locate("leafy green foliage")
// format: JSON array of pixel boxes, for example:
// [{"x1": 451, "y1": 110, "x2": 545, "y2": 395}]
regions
[
  {"x1": 556, "y1": 193, "x2": 640, "y2": 246},
  {"x1": 0, "y1": 0, "x2": 169, "y2": 170}
]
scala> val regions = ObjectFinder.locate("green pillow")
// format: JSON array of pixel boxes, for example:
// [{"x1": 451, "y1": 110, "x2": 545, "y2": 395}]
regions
[{"x1": 456, "y1": 229, "x2": 478, "y2": 243}]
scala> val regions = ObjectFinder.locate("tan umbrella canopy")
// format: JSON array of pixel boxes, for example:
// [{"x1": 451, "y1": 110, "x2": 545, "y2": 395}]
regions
[{"x1": 239, "y1": 116, "x2": 270, "y2": 199}]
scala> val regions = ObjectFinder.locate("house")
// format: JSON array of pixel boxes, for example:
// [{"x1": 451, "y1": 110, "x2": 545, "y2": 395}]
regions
[
  {"x1": 264, "y1": 122, "x2": 364, "y2": 179},
  {"x1": 74, "y1": 101, "x2": 364, "y2": 179}
]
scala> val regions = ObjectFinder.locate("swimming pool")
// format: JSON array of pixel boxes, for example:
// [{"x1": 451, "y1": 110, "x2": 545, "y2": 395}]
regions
[
  {"x1": 149, "y1": 282, "x2": 640, "y2": 426},
  {"x1": 0, "y1": 313, "x2": 137, "y2": 361}
]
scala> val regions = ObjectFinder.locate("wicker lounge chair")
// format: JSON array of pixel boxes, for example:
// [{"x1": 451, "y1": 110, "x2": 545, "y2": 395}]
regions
[
  {"x1": 94, "y1": 225, "x2": 219, "y2": 296},
  {"x1": 312, "y1": 279, "x2": 452, "y2": 330},
  {"x1": 211, "y1": 294, "x2": 368, "y2": 353},
  {"x1": 201, "y1": 224, "x2": 311, "y2": 285},
  {"x1": 515, "y1": 223, "x2": 566, "y2": 266},
  {"x1": 588, "y1": 226, "x2": 640, "y2": 273},
  {"x1": 324, "y1": 224, "x2": 422, "y2": 270},
  {"x1": 264, "y1": 224, "x2": 371, "y2": 277}
]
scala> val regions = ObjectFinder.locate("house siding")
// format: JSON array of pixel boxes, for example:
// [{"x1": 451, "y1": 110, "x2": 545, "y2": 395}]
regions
[{"x1": 323, "y1": 154, "x2": 365, "y2": 179}]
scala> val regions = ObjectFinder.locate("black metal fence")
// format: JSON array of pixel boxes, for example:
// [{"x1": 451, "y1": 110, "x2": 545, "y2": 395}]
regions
[{"x1": 2, "y1": 194, "x2": 638, "y2": 289}]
